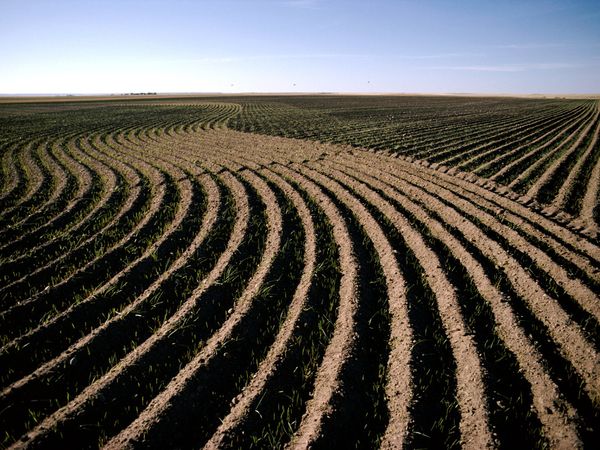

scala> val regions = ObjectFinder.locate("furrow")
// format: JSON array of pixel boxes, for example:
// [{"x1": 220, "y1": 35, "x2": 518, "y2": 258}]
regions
[
  {"x1": 456, "y1": 105, "x2": 587, "y2": 173},
  {"x1": 253, "y1": 165, "x2": 359, "y2": 450},
  {"x1": 513, "y1": 108, "x2": 599, "y2": 196},
  {"x1": 301, "y1": 163, "x2": 415, "y2": 448},
  {"x1": 525, "y1": 107, "x2": 599, "y2": 201},
  {"x1": 0, "y1": 132, "x2": 120, "y2": 277},
  {"x1": 104, "y1": 168, "x2": 282, "y2": 449},
  {"x1": 204, "y1": 167, "x2": 316, "y2": 449},
  {"x1": 353, "y1": 154, "x2": 600, "y2": 404},
  {"x1": 330, "y1": 156, "x2": 583, "y2": 448},
  {"x1": 7, "y1": 171, "x2": 229, "y2": 448},
  {"x1": 572, "y1": 131, "x2": 600, "y2": 238},
  {"x1": 0, "y1": 137, "x2": 143, "y2": 311},
  {"x1": 0, "y1": 136, "x2": 95, "y2": 259},
  {"x1": 476, "y1": 103, "x2": 592, "y2": 178},
  {"x1": 315, "y1": 161, "x2": 494, "y2": 450},
  {"x1": 0, "y1": 163, "x2": 169, "y2": 338}
]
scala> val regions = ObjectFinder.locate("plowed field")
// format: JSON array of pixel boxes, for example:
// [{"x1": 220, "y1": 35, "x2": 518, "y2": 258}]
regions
[{"x1": 1, "y1": 96, "x2": 598, "y2": 449}]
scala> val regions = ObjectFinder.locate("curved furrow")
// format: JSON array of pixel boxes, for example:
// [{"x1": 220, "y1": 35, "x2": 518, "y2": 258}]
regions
[
  {"x1": 203, "y1": 167, "x2": 317, "y2": 449},
  {"x1": 3, "y1": 171, "x2": 227, "y2": 448},
  {"x1": 103, "y1": 168, "x2": 282, "y2": 450},
  {"x1": 194, "y1": 128, "x2": 600, "y2": 287},
  {"x1": 169, "y1": 142, "x2": 358, "y2": 446},
  {"x1": 0, "y1": 141, "x2": 23, "y2": 202},
  {"x1": 0, "y1": 125, "x2": 218, "y2": 438},
  {"x1": 161, "y1": 138, "x2": 354, "y2": 448},
  {"x1": 0, "y1": 139, "x2": 47, "y2": 209},
  {"x1": 400, "y1": 164, "x2": 600, "y2": 295},
  {"x1": 295, "y1": 163, "x2": 413, "y2": 447},
  {"x1": 240, "y1": 128, "x2": 580, "y2": 444},
  {"x1": 403, "y1": 158, "x2": 600, "y2": 270},
  {"x1": 312, "y1": 161, "x2": 493, "y2": 449},
  {"x1": 1, "y1": 134, "x2": 84, "y2": 234},
  {"x1": 328, "y1": 156, "x2": 583, "y2": 448},
  {"x1": 234, "y1": 165, "x2": 360, "y2": 450},
  {"x1": 0, "y1": 127, "x2": 109, "y2": 256},
  {"x1": 0, "y1": 164, "x2": 205, "y2": 391},
  {"x1": 0, "y1": 131, "x2": 122, "y2": 279},
  {"x1": 428, "y1": 176, "x2": 600, "y2": 326},
  {"x1": 347, "y1": 153, "x2": 600, "y2": 404},
  {"x1": 0, "y1": 135, "x2": 96, "y2": 259},
  {"x1": 0, "y1": 143, "x2": 172, "y2": 337},
  {"x1": 449, "y1": 177, "x2": 600, "y2": 287},
  {"x1": 370, "y1": 152, "x2": 600, "y2": 285},
  {"x1": 2, "y1": 97, "x2": 599, "y2": 449},
  {"x1": 0, "y1": 138, "x2": 52, "y2": 228},
  {"x1": 0, "y1": 133, "x2": 144, "y2": 310}
]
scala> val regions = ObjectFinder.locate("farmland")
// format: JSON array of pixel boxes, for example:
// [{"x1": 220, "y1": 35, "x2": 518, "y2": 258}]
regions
[{"x1": 0, "y1": 95, "x2": 599, "y2": 449}]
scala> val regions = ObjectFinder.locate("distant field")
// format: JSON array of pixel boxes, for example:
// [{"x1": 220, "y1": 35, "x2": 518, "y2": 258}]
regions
[{"x1": 0, "y1": 96, "x2": 598, "y2": 449}]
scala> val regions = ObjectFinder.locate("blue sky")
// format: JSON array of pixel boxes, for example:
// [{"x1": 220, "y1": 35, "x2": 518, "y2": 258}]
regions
[{"x1": 1, "y1": 0, "x2": 599, "y2": 94}]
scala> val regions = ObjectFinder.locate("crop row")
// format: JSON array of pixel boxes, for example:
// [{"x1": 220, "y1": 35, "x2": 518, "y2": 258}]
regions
[
  {"x1": 1, "y1": 101, "x2": 598, "y2": 449},
  {"x1": 221, "y1": 96, "x2": 600, "y2": 236}
]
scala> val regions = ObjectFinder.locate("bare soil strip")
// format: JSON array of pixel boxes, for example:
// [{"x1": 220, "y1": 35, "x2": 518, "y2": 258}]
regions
[
  {"x1": 349, "y1": 155, "x2": 600, "y2": 404},
  {"x1": 204, "y1": 167, "x2": 316, "y2": 449},
  {"x1": 293, "y1": 164, "x2": 414, "y2": 449},
  {"x1": 256, "y1": 165, "x2": 360, "y2": 450},
  {"x1": 314, "y1": 162, "x2": 493, "y2": 449},
  {"x1": 104, "y1": 169, "x2": 281, "y2": 449},
  {"x1": 14, "y1": 171, "x2": 247, "y2": 449},
  {"x1": 328, "y1": 156, "x2": 583, "y2": 447}
]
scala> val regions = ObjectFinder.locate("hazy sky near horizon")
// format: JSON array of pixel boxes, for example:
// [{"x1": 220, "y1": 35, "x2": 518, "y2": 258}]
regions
[{"x1": 1, "y1": 0, "x2": 599, "y2": 94}]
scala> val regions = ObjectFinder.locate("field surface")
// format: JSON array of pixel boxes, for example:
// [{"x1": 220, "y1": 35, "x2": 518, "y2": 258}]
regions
[{"x1": 0, "y1": 95, "x2": 599, "y2": 449}]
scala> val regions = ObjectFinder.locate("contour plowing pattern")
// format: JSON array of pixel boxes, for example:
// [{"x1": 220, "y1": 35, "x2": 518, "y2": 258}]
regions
[{"x1": 0, "y1": 98, "x2": 599, "y2": 449}]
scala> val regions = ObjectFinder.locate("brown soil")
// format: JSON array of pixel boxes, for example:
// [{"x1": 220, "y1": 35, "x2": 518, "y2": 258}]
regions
[
  {"x1": 5, "y1": 125, "x2": 598, "y2": 449},
  {"x1": 526, "y1": 106, "x2": 599, "y2": 201},
  {"x1": 105, "y1": 168, "x2": 282, "y2": 449},
  {"x1": 204, "y1": 167, "x2": 316, "y2": 449}
]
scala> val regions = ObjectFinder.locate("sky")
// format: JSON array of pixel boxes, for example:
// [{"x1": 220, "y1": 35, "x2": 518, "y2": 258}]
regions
[{"x1": 1, "y1": 0, "x2": 599, "y2": 94}]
